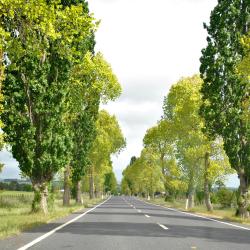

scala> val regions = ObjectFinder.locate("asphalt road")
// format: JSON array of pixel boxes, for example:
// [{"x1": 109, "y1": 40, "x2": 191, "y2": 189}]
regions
[{"x1": 2, "y1": 196, "x2": 250, "y2": 250}]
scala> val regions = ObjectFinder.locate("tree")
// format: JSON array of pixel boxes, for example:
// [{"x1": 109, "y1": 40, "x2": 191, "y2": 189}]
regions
[
  {"x1": 104, "y1": 172, "x2": 117, "y2": 194},
  {"x1": 121, "y1": 149, "x2": 164, "y2": 197},
  {"x1": 88, "y1": 110, "x2": 126, "y2": 198},
  {"x1": 163, "y1": 75, "x2": 232, "y2": 210},
  {"x1": 121, "y1": 157, "x2": 136, "y2": 195},
  {"x1": 0, "y1": 0, "x2": 95, "y2": 213},
  {"x1": 237, "y1": 34, "x2": 250, "y2": 126},
  {"x1": 0, "y1": 27, "x2": 6, "y2": 170},
  {"x1": 200, "y1": 0, "x2": 250, "y2": 217},
  {"x1": 60, "y1": 0, "x2": 96, "y2": 206},
  {"x1": 143, "y1": 120, "x2": 182, "y2": 198}
]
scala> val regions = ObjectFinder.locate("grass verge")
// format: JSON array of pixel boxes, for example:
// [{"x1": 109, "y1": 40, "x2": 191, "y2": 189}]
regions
[{"x1": 0, "y1": 191, "x2": 104, "y2": 239}]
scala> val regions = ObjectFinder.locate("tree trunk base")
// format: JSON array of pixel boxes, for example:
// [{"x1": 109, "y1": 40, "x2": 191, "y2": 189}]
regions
[{"x1": 32, "y1": 183, "x2": 48, "y2": 214}]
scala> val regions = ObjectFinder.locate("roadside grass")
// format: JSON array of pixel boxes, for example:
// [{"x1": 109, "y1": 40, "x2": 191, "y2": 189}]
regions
[
  {"x1": 142, "y1": 197, "x2": 250, "y2": 226},
  {"x1": 0, "y1": 191, "x2": 104, "y2": 239}
]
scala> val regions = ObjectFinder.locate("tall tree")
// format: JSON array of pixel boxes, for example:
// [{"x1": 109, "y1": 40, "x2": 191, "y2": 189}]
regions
[
  {"x1": 104, "y1": 171, "x2": 118, "y2": 194},
  {"x1": 200, "y1": 0, "x2": 250, "y2": 217},
  {"x1": 0, "y1": 0, "x2": 95, "y2": 213},
  {"x1": 88, "y1": 110, "x2": 126, "y2": 198},
  {"x1": 0, "y1": 26, "x2": 8, "y2": 170},
  {"x1": 163, "y1": 75, "x2": 232, "y2": 210},
  {"x1": 143, "y1": 120, "x2": 182, "y2": 198},
  {"x1": 61, "y1": 0, "x2": 96, "y2": 206},
  {"x1": 121, "y1": 149, "x2": 164, "y2": 197},
  {"x1": 70, "y1": 54, "x2": 122, "y2": 203}
]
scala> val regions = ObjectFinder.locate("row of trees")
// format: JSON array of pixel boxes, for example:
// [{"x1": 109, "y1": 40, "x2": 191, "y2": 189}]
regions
[
  {"x1": 122, "y1": 0, "x2": 249, "y2": 218},
  {"x1": 122, "y1": 75, "x2": 232, "y2": 210},
  {"x1": 0, "y1": 0, "x2": 125, "y2": 213}
]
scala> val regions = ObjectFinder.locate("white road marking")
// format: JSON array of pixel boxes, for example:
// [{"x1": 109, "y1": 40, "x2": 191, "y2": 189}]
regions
[
  {"x1": 137, "y1": 209, "x2": 142, "y2": 213},
  {"x1": 157, "y1": 223, "x2": 168, "y2": 230},
  {"x1": 17, "y1": 197, "x2": 112, "y2": 250},
  {"x1": 145, "y1": 214, "x2": 150, "y2": 218},
  {"x1": 136, "y1": 198, "x2": 250, "y2": 231}
]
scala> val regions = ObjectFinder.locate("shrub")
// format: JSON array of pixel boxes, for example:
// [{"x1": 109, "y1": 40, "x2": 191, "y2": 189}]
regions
[
  {"x1": 216, "y1": 188, "x2": 234, "y2": 208},
  {"x1": 210, "y1": 192, "x2": 219, "y2": 204}
]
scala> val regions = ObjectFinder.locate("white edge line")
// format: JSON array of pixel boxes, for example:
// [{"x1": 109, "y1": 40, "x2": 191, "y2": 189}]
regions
[
  {"x1": 145, "y1": 214, "x2": 150, "y2": 218},
  {"x1": 17, "y1": 196, "x2": 112, "y2": 250},
  {"x1": 157, "y1": 223, "x2": 168, "y2": 230},
  {"x1": 135, "y1": 197, "x2": 250, "y2": 231}
]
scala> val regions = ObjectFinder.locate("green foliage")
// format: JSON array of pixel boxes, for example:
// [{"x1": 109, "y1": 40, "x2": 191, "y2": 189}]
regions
[
  {"x1": 69, "y1": 52, "x2": 122, "y2": 183},
  {"x1": 163, "y1": 76, "x2": 232, "y2": 198},
  {"x1": 200, "y1": 0, "x2": 250, "y2": 176},
  {"x1": 0, "y1": 181, "x2": 33, "y2": 192},
  {"x1": 104, "y1": 172, "x2": 117, "y2": 194},
  {"x1": 122, "y1": 148, "x2": 164, "y2": 196},
  {"x1": 123, "y1": 75, "x2": 233, "y2": 206},
  {"x1": 216, "y1": 188, "x2": 235, "y2": 208},
  {"x1": 0, "y1": 0, "x2": 103, "y2": 213},
  {"x1": 87, "y1": 110, "x2": 126, "y2": 194},
  {"x1": 0, "y1": 0, "x2": 95, "y2": 186},
  {"x1": 200, "y1": 0, "x2": 250, "y2": 216}
]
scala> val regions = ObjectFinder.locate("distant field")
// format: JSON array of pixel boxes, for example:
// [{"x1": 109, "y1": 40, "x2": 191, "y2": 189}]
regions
[{"x1": 0, "y1": 190, "x2": 103, "y2": 239}]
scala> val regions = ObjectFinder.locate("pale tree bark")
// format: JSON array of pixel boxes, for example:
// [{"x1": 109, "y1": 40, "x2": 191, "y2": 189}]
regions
[
  {"x1": 76, "y1": 180, "x2": 82, "y2": 204},
  {"x1": 238, "y1": 170, "x2": 249, "y2": 218},
  {"x1": 63, "y1": 165, "x2": 71, "y2": 206},
  {"x1": 187, "y1": 179, "x2": 195, "y2": 210},
  {"x1": 32, "y1": 183, "x2": 49, "y2": 214},
  {"x1": 204, "y1": 152, "x2": 213, "y2": 211},
  {"x1": 89, "y1": 167, "x2": 95, "y2": 199}
]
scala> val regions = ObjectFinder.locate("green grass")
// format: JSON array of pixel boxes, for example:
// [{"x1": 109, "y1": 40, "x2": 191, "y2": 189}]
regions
[
  {"x1": 143, "y1": 197, "x2": 250, "y2": 226},
  {"x1": 0, "y1": 191, "x2": 104, "y2": 239}
]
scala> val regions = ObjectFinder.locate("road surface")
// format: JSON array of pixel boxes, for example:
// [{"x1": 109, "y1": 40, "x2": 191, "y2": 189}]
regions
[{"x1": 1, "y1": 196, "x2": 250, "y2": 250}]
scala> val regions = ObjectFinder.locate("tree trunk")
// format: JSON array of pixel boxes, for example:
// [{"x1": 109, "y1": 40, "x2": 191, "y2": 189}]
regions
[
  {"x1": 76, "y1": 180, "x2": 82, "y2": 204},
  {"x1": 89, "y1": 167, "x2": 95, "y2": 199},
  {"x1": 187, "y1": 192, "x2": 194, "y2": 209},
  {"x1": 187, "y1": 180, "x2": 195, "y2": 210},
  {"x1": 237, "y1": 170, "x2": 249, "y2": 218},
  {"x1": 204, "y1": 152, "x2": 213, "y2": 212},
  {"x1": 32, "y1": 183, "x2": 48, "y2": 214},
  {"x1": 63, "y1": 165, "x2": 71, "y2": 206},
  {"x1": 40, "y1": 187, "x2": 48, "y2": 214}
]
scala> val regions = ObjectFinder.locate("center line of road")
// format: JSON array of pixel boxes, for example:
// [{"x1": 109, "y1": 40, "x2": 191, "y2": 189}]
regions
[
  {"x1": 157, "y1": 223, "x2": 168, "y2": 230},
  {"x1": 145, "y1": 214, "x2": 150, "y2": 218}
]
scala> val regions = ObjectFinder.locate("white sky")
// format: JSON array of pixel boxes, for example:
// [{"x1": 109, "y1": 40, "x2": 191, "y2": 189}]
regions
[{"x1": 0, "y1": 0, "x2": 239, "y2": 187}]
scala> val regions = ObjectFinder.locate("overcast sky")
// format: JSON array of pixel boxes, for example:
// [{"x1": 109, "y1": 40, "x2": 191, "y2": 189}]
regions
[{"x1": 0, "y1": 0, "x2": 239, "y2": 187}]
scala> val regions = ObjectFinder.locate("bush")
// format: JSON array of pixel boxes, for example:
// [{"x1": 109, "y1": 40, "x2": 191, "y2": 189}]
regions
[
  {"x1": 195, "y1": 191, "x2": 204, "y2": 205},
  {"x1": 210, "y1": 192, "x2": 219, "y2": 204},
  {"x1": 216, "y1": 188, "x2": 234, "y2": 208},
  {"x1": 165, "y1": 195, "x2": 175, "y2": 202}
]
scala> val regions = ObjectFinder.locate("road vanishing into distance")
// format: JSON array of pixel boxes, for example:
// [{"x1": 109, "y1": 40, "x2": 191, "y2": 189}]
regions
[{"x1": 2, "y1": 196, "x2": 250, "y2": 250}]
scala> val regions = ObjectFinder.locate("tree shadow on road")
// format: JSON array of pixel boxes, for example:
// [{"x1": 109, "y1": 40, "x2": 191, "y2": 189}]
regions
[{"x1": 23, "y1": 221, "x2": 250, "y2": 245}]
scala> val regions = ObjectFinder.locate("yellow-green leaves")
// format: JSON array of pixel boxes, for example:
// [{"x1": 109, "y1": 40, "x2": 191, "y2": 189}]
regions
[{"x1": 238, "y1": 34, "x2": 250, "y2": 125}]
